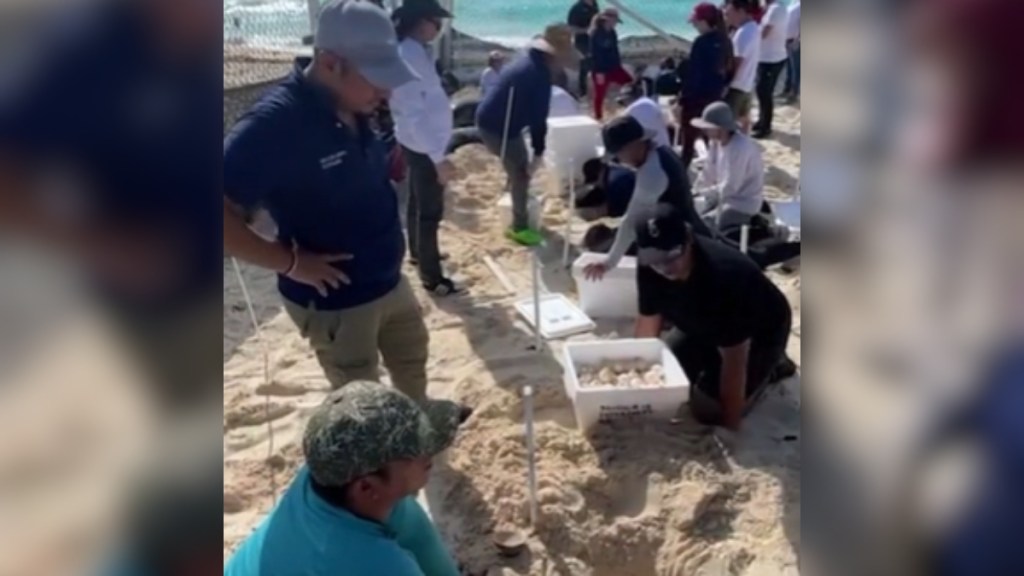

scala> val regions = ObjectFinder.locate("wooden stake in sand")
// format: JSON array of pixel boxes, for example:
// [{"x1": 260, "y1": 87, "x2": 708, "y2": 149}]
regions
[
  {"x1": 740, "y1": 224, "x2": 750, "y2": 254},
  {"x1": 523, "y1": 385, "x2": 539, "y2": 527},
  {"x1": 483, "y1": 255, "x2": 516, "y2": 295},
  {"x1": 531, "y1": 249, "x2": 543, "y2": 351},
  {"x1": 562, "y1": 157, "x2": 575, "y2": 267}
]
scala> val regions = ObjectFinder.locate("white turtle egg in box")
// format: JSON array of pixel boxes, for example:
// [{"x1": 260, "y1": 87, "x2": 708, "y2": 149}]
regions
[{"x1": 576, "y1": 357, "x2": 666, "y2": 389}]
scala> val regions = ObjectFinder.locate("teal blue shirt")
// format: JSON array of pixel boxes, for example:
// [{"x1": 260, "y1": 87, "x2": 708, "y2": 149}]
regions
[{"x1": 225, "y1": 467, "x2": 459, "y2": 576}]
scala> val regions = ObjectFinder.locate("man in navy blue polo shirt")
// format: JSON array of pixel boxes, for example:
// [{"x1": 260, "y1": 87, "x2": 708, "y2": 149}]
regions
[
  {"x1": 224, "y1": 0, "x2": 432, "y2": 402},
  {"x1": 0, "y1": 0, "x2": 222, "y2": 408}
]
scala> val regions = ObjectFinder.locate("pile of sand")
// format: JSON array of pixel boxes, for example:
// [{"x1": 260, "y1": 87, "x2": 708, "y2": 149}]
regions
[{"x1": 223, "y1": 103, "x2": 802, "y2": 575}]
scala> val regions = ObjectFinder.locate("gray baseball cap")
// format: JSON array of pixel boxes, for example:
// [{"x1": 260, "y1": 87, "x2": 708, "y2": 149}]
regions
[
  {"x1": 314, "y1": 0, "x2": 419, "y2": 90},
  {"x1": 302, "y1": 380, "x2": 464, "y2": 488},
  {"x1": 690, "y1": 101, "x2": 738, "y2": 132}
]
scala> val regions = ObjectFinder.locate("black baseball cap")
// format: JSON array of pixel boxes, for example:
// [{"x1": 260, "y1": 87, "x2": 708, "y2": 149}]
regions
[
  {"x1": 601, "y1": 115, "x2": 657, "y2": 157},
  {"x1": 634, "y1": 204, "x2": 694, "y2": 266}
]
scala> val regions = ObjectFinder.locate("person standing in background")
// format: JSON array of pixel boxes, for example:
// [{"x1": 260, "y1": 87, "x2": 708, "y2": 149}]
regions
[
  {"x1": 589, "y1": 8, "x2": 633, "y2": 121},
  {"x1": 679, "y1": 2, "x2": 733, "y2": 169},
  {"x1": 752, "y1": 0, "x2": 789, "y2": 138},
  {"x1": 390, "y1": 0, "x2": 463, "y2": 295},
  {"x1": 783, "y1": 0, "x2": 800, "y2": 102},
  {"x1": 475, "y1": 24, "x2": 576, "y2": 247},
  {"x1": 567, "y1": 0, "x2": 600, "y2": 97},
  {"x1": 480, "y1": 51, "x2": 506, "y2": 98},
  {"x1": 723, "y1": 0, "x2": 761, "y2": 133}
]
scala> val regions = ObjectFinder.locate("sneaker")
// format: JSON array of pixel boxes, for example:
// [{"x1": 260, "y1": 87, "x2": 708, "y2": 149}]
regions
[
  {"x1": 422, "y1": 277, "x2": 465, "y2": 297},
  {"x1": 506, "y1": 227, "x2": 543, "y2": 246},
  {"x1": 769, "y1": 355, "x2": 799, "y2": 383},
  {"x1": 752, "y1": 128, "x2": 772, "y2": 139}
]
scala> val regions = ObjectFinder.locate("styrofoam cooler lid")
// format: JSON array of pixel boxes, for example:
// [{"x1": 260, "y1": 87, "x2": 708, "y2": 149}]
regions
[{"x1": 514, "y1": 293, "x2": 595, "y2": 339}]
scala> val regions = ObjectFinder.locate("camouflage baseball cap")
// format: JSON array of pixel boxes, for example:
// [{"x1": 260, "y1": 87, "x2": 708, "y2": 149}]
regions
[{"x1": 302, "y1": 381, "x2": 463, "y2": 488}]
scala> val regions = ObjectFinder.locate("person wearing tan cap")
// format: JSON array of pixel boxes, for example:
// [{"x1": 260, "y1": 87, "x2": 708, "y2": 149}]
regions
[
  {"x1": 589, "y1": 8, "x2": 633, "y2": 120},
  {"x1": 480, "y1": 50, "x2": 506, "y2": 98},
  {"x1": 475, "y1": 23, "x2": 578, "y2": 247}
]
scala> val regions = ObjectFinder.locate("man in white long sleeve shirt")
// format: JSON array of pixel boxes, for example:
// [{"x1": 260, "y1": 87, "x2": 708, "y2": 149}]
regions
[
  {"x1": 691, "y1": 101, "x2": 765, "y2": 232},
  {"x1": 582, "y1": 116, "x2": 710, "y2": 281},
  {"x1": 389, "y1": 0, "x2": 462, "y2": 295}
]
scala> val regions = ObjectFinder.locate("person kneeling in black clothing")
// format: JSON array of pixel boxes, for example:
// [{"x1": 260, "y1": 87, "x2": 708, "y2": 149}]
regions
[{"x1": 633, "y1": 205, "x2": 796, "y2": 430}]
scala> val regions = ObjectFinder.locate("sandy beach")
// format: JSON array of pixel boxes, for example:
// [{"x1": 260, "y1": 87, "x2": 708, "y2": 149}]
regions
[{"x1": 222, "y1": 38, "x2": 803, "y2": 572}]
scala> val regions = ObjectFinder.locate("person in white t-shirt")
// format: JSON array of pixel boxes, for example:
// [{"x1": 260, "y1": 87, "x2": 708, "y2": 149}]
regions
[
  {"x1": 752, "y1": 0, "x2": 789, "y2": 138},
  {"x1": 723, "y1": 0, "x2": 760, "y2": 134},
  {"x1": 616, "y1": 83, "x2": 673, "y2": 148},
  {"x1": 783, "y1": 0, "x2": 800, "y2": 102},
  {"x1": 479, "y1": 51, "x2": 505, "y2": 99}
]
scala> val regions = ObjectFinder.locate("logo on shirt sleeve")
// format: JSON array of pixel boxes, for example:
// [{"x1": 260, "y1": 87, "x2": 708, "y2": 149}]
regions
[{"x1": 320, "y1": 150, "x2": 348, "y2": 170}]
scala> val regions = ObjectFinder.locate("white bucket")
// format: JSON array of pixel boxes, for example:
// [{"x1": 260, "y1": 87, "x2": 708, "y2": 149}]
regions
[
  {"x1": 571, "y1": 252, "x2": 638, "y2": 319},
  {"x1": 563, "y1": 339, "x2": 690, "y2": 430}
]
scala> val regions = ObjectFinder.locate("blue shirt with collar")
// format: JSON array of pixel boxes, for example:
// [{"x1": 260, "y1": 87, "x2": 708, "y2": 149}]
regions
[
  {"x1": 225, "y1": 467, "x2": 459, "y2": 576},
  {"x1": 223, "y1": 58, "x2": 405, "y2": 310},
  {"x1": 0, "y1": 1, "x2": 222, "y2": 313},
  {"x1": 475, "y1": 49, "x2": 552, "y2": 157}
]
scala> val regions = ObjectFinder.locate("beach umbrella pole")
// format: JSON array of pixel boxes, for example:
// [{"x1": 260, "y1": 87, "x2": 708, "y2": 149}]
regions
[{"x1": 523, "y1": 385, "x2": 539, "y2": 527}]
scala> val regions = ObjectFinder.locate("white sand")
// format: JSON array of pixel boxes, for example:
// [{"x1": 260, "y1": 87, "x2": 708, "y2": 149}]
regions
[{"x1": 223, "y1": 102, "x2": 802, "y2": 575}]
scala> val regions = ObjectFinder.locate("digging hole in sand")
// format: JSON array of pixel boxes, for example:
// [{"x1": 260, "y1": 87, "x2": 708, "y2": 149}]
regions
[{"x1": 586, "y1": 476, "x2": 664, "y2": 520}]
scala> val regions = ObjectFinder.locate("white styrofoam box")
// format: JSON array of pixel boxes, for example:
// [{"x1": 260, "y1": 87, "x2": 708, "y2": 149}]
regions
[
  {"x1": 497, "y1": 193, "x2": 541, "y2": 230},
  {"x1": 563, "y1": 339, "x2": 690, "y2": 430},
  {"x1": 513, "y1": 293, "x2": 595, "y2": 339},
  {"x1": 770, "y1": 199, "x2": 801, "y2": 239},
  {"x1": 545, "y1": 148, "x2": 601, "y2": 195},
  {"x1": 571, "y1": 252, "x2": 638, "y2": 319},
  {"x1": 546, "y1": 115, "x2": 602, "y2": 177}
]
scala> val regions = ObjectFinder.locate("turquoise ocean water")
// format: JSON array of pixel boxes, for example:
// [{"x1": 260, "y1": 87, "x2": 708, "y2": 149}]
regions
[{"x1": 224, "y1": 0, "x2": 703, "y2": 48}]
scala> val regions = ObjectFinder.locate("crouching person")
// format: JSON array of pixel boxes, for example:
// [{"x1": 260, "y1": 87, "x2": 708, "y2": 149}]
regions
[
  {"x1": 633, "y1": 206, "x2": 796, "y2": 430},
  {"x1": 225, "y1": 381, "x2": 470, "y2": 576},
  {"x1": 574, "y1": 158, "x2": 637, "y2": 253}
]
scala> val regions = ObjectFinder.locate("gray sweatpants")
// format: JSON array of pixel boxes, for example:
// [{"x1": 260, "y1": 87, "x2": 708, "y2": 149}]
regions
[{"x1": 478, "y1": 128, "x2": 531, "y2": 230}]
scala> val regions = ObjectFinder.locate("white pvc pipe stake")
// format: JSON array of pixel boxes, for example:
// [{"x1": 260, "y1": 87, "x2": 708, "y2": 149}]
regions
[
  {"x1": 563, "y1": 157, "x2": 575, "y2": 267},
  {"x1": 499, "y1": 87, "x2": 515, "y2": 167},
  {"x1": 523, "y1": 385, "x2": 538, "y2": 527},
  {"x1": 531, "y1": 249, "x2": 542, "y2": 350},
  {"x1": 740, "y1": 225, "x2": 750, "y2": 254}
]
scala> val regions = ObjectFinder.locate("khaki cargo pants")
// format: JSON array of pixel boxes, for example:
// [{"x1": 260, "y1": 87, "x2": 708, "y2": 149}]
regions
[{"x1": 282, "y1": 276, "x2": 429, "y2": 403}]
